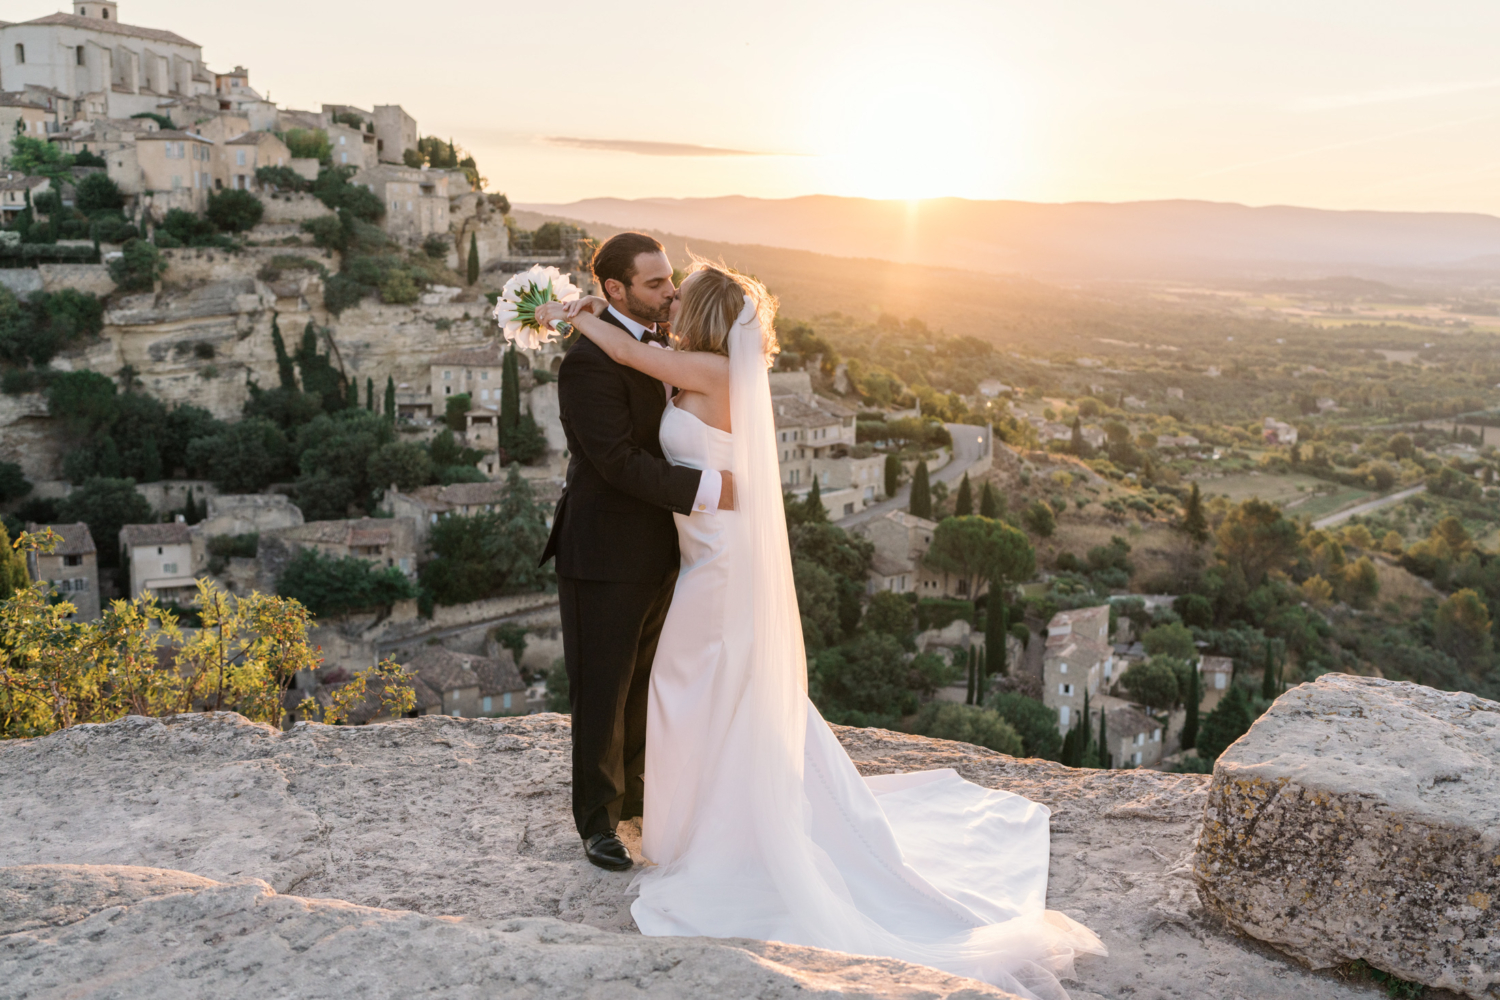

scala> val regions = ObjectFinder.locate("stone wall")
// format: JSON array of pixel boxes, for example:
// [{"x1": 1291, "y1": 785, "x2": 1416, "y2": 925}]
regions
[
  {"x1": 259, "y1": 192, "x2": 334, "y2": 224},
  {"x1": 39, "y1": 264, "x2": 115, "y2": 297},
  {"x1": 0, "y1": 270, "x2": 43, "y2": 296}
]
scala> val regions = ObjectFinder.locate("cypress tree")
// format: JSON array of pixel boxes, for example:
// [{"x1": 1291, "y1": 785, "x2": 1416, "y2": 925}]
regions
[
  {"x1": 909, "y1": 460, "x2": 932, "y2": 519},
  {"x1": 1261, "y1": 643, "x2": 1279, "y2": 703},
  {"x1": 985, "y1": 591, "x2": 1008, "y2": 680},
  {"x1": 1097, "y1": 705, "x2": 1110, "y2": 769},
  {"x1": 345, "y1": 378, "x2": 358, "y2": 409},
  {"x1": 384, "y1": 375, "x2": 397, "y2": 421},
  {"x1": 183, "y1": 485, "x2": 197, "y2": 525},
  {"x1": 953, "y1": 473, "x2": 973, "y2": 517},
  {"x1": 966, "y1": 647, "x2": 977, "y2": 705},
  {"x1": 0, "y1": 522, "x2": 29, "y2": 599},
  {"x1": 803, "y1": 475, "x2": 828, "y2": 521},
  {"x1": 1081, "y1": 688, "x2": 1093, "y2": 768},
  {"x1": 1182, "y1": 664, "x2": 1200, "y2": 750},
  {"x1": 366, "y1": 376, "x2": 375, "y2": 411},
  {"x1": 500, "y1": 347, "x2": 521, "y2": 437},
  {"x1": 1182, "y1": 481, "x2": 1208, "y2": 544},
  {"x1": 1070, "y1": 415, "x2": 1085, "y2": 456},
  {"x1": 883, "y1": 453, "x2": 900, "y2": 498},
  {"x1": 270, "y1": 313, "x2": 296, "y2": 389},
  {"x1": 979, "y1": 481, "x2": 1000, "y2": 519},
  {"x1": 467, "y1": 231, "x2": 480, "y2": 286},
  {"x1": 976, "y1": 646, "x2": 987, "y2": 701}
]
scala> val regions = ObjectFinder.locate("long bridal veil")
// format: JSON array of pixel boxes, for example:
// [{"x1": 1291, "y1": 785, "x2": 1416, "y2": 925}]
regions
[{"x1": 631, "y1": 295, "x2": 1104, "y2": 999}]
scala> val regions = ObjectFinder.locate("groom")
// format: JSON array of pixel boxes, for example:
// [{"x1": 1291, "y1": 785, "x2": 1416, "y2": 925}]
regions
[{"x1": 540, "y1": 232, "x2": 735, "y2": 871}]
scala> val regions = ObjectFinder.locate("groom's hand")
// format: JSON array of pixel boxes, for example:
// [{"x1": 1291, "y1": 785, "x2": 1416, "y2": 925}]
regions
[{"x1": 718, "y1": 471, "x2": 735, "y2": 511}]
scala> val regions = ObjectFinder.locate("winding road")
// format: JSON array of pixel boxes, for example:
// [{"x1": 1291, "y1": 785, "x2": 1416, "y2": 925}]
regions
[{"x1": 838, "y1": 423, "x2": 992, "y2": 528}]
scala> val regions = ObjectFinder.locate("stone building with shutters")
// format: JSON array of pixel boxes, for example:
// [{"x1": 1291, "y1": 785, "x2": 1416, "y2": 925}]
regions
[
  {"x1": 119, "y1": 520, "x2": 196, "y2": 603},
  {"x1": 25, "y1": 522, "x2": 100, "y2": 620}
]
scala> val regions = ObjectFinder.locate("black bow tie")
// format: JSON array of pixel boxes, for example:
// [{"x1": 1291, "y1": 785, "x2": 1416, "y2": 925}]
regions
[{"x1": 640, "y1": 328, "x2": 668, "y2": 346}]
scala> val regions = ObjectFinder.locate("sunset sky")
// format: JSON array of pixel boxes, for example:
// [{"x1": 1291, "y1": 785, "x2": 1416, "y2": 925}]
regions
[{"x1": 17, "y1": 1, "x2": 1500, "y2": 212}]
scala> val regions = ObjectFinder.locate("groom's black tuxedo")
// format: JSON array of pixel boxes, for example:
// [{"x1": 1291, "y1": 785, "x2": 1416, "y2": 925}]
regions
[{"x1": 542, "y1": 308, "x2": 703, "y2": 839}]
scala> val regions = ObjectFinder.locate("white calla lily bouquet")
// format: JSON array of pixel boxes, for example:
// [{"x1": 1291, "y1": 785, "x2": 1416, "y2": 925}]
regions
[{"x1": 491, "y1": 265, "x2": 581, "y2": 350}]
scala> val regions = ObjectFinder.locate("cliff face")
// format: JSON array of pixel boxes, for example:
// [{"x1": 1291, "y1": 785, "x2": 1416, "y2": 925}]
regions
[{"x1": 0, "y1": 712, "x2": 1395, "y2": 999}]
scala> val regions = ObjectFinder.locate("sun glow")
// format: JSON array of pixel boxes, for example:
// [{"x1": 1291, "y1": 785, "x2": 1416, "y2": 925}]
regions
[{"x1": 813, "y1": 76, "x2": 1023, "y2": 201}]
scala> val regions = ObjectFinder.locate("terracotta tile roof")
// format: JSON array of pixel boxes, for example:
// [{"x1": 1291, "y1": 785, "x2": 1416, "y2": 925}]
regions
[
  {"x1": 1049, "y1": 605, "x2": 1110, "y2": 630},
  {"x1": 870, "y1": 551, "x2": 914, "y2": 577},
  {"x1": 278, "y1": 518, "x2": 395, "y2": 546},
  {"x1": 226, "y1": 131, "x2": 276, "y2": 145},
  {"x1": 27, "y1": 522, "x2": 95, "y2": 556},
  {"x1": 1200, "y1": 655, "x2": 1234, "y2": 674},
  {"x1": 438, "y1": 481, "x2": 508, "y2": 506},
  {"x1": 138, "y1": 129, "x2": 212, "y2": 143},
  {"x1": 120, "y1": 522, "x2": 191, "y2": 547},
  {"x1": 470, "y1": 651, "x2": 525, "y2": 696},
  {"x1": 431, "y1": 346, "x2": 507, "y2": 367},
  {"x1": 772, "y1": 395, "x2": 853, "y2": 429},
  {"x1": 21, "y1": 13, "x2": 199, "y2": 48},
  {"x1": 1107, "y1": 703, "x2": 1158, "y2": 737},
  {"x1": 0, "y1": 175, "x2": 51, "y2": 192},
  {"x1": 404, "y1": 648, "x2": 480, "y2": 693},
  {"x1": 0, "y1": 94, "x2": 46, "y2": 110}
]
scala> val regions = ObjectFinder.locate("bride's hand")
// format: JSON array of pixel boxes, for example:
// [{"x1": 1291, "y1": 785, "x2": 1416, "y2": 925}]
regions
[
  {"x1": 536, "y1": 301, "x2": 568, "y2": 329},
  {"x1": 564, "y1": 295, "x2": 608, "y2": 319}
]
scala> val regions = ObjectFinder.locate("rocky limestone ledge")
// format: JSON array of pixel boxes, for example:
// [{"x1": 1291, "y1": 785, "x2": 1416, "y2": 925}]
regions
[
  {"x1": 1194, "y1": 673, "x2": 1500, "y2": 998},
  {"x1": 0, "y1": 712, "x2": 1421, "y2": 999},
  {"x1": 1, "y1": 864, "x2": 1018, "y2": 1000}
]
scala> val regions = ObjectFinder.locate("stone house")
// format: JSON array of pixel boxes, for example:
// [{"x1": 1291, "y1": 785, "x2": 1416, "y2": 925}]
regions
[
  {"x1": 404, "y1": 647, "x2": 527, "y2": 718},
  {"x1": 257, "y1": 517, "x2": 418, "y2": 589},
  {"x1": 0, "y1": 5, "x2": 215, "y2": 121},
  {"x1": 431, "y1": 346, "x2": 507, "y2": 406},
  {"x1": 188, "y1": 493, "x2": 304, "y2": 576},
  {"x1": 24, "y1": 521, "x2": 100, "y2": 620},
  {"x1": 325, "y1": 120, "x2": 372, "y2": 170},
  {"x1": 221, "y1": 131, "x2": 291, "y2": 191},
  {"x1": 1198, "y1": 655, "x2": 1234, "y2": 712},
  {"x1": 213, "y1": 66, "x2": 276, "y2": 130},
  {"x1": 1042, "y1": 605, "x2": 1115, "y2": 732},
  {"x1": 1263, "y1": 418, "x2": 1298, "y2": 446},
  {"x1": 134, "y1": 128, "x2": 214, "y2": 211},
  {"x1": 0, "y1": 173, "x2": 50, "y2": 224},
  {"x1": 190, "y1": 112, "x2": 248, "y2": 146},
  {"x1": 119, "y1": 520, "x2": 195, "y2": 603},
  {"x1": 1106, "y1": 702, "x2": 1163, "y2": 768},
  {"x1": 770, "y1": 371, "x2": 879, "y2": 518},
  {"x1": 856, "y1": 509, "x2": 949, "y2": 597},
  {"x1": 355, "y1": 163, "x2": 449, "y2": 242},
  {"x1": 0, "y1": 94, "x2": 52, "y2": 161},
  {"x1": 380, "y1": 480, "x2": 559, "y2": 550},
  {"x1": 373, "y1": 104, "x2": 417, "y2": 164}
]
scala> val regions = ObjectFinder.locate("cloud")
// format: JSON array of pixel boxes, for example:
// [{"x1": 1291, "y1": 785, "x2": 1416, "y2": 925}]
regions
[
  {"x1": 544, "y1": 137, "x2": 774, "y2": 157},
  {"x1": 1292, "y1": 78, "x2": 1500, "y2": 112}
]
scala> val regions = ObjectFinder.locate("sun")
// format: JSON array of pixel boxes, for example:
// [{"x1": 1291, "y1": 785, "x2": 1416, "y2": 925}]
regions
[{"x1": 817, "y1": 80, "x2": 1019, "y2": 201}]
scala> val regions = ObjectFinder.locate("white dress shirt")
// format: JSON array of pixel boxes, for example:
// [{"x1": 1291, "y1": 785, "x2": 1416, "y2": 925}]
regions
[{"x1": 607, "y1": 306, "x2": 723, "y2": 514}]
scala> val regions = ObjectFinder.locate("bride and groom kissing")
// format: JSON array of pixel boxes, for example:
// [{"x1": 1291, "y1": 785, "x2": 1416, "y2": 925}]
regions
[{"x1": 536, "y1": 232, "x2": 1104, "y2": 998}]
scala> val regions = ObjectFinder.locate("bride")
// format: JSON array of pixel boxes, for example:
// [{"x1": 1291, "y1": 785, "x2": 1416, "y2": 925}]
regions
[{"x1": 537, "y1": 263, "x2": 1104, "y2": 999}]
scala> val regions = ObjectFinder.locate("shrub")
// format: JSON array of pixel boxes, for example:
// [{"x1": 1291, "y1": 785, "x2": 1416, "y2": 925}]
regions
[
  {"x1": 108, "y1": 239, "x2": 165, "y2": 292},
  {"x1": 276, "y1": 547, "x2": 416, "y2": 618},
  {"x1": 379, "y1": 270, "x2": 419, "y2": 304},
  {"x1": 255, "y1": 165, "x2": 311, "y2": 192},
  {"x1": 155, "y1": 208, "x2": 228, "y2": 248},
  {"x1": 74, "y1": 172, "x2": 124, "y2": 215},
  {"x1": 206, "y1": 189, "x2": 264, "y2": 233},
  {"x1": 985, "y1": 691, "x2": 1064, "y2": 760},
  {"x1": 905, "y1": 702, "x2": 1023, "y2": 756},
  {"x1": 284, "y1": 128, "x2": 332, "y2": 163},
  {"x1": 311, "y1": 167, "x2": 384, "y2": 222}
]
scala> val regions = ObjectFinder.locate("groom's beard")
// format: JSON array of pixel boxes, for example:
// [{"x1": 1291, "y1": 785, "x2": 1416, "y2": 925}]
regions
[{"x1": 623, "y1": 287, "x2": 673, "y2": 326}]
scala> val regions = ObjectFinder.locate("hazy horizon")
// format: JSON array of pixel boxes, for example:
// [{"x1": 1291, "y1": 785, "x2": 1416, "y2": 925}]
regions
[{"x1": 12, "y1": 1, "x2": 1500, "y2": 214}]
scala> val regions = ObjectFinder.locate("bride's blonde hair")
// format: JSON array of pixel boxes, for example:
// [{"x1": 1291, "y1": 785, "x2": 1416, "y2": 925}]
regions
[{"x1": 671, "y1": 255, "x2": 779, "y2": 368}]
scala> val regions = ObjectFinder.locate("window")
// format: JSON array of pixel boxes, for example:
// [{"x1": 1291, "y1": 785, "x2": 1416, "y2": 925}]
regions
[
  {"x1": 64, "y1": 554, "x2": 83, "y2": 567},
  {"x1": 14, "y1": 44, "x2": 23, "y2": 64},
  {"x1": 1215, "y1": 672, "x2": 1227, "y2": 689},
  {"x1": 103, "y1": 6, "x2": 109, "y2": 16},
  {"x1": 73, "y1": 578, "x2": 88, "y2": 591},
  {"x1": 482, "y1": 696, "x2": 492, "y2": 713},
  {"x1": 1059, "y1": 662, "x2": 1067, "y2": 673},
  {"x1": 1132, "y1": 751, "x2": 1143, "y2": 766},
  {"x1": 236, "y1": 150, "x2": 246, "y2": 166},
  {"x1": 172, "y1": 175, "x2": 181, "y2": 190},
  {"x1": 1152, "y1": 728, "x2": 1161, "y2": 742},
  {"x1": 156, "y1": 547, "x2": 163, "y2": 556},
  {"x1": 76, "y1": 46, "x2": 86, "y2": 67},
  {"x1": 161, "y1": 562, "x2": 178, "y2": 574},
  {"x1": 480, "y1": 371, "x2": 488, "y2": 380},
  {"x1": 502, "y1": 692, "x2": 512, "y2": 709},
  {"x1": 1059, "y1": 683, "x2": 1074, "y2": 696},
  {"x1": 340, "y1": 152, "x2": 347, "y2": 164},
  {"x1": 339, "y1": 136, "x2": 346, "y2": 145},
  {"x1": 1059, "y1": 706, "x2": 1070, "y2": 727},
  {"x1": 843, "y1": 503, "x2": 854, "y2": 516},
  {"x1": 443, "y1": 370, "x2": 452, "y2": 380}
]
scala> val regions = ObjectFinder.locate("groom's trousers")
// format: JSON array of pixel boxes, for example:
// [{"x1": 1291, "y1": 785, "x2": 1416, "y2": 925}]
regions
[{"x1": 558, "y1": 570, "x2": 678, "y2": 839}]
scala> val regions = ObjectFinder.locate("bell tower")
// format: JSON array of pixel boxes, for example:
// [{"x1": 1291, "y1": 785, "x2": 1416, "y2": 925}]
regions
[{"x1": 74, "y1": 2, "x2": 120, "y2": 20}]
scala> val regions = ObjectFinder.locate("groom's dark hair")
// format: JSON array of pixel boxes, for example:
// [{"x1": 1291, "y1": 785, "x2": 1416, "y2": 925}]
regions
[{"x1": 592, "y1": 232, "x2": 666, "y2": 292}]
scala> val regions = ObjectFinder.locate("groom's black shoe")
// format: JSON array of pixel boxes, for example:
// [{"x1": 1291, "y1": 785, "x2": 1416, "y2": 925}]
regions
[{"x1": 584, "y1": 832, "x2": 633, "y2": 872}]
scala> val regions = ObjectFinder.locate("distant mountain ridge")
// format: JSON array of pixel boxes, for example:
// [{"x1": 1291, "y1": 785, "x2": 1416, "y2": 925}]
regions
[{"x1": 516, "y1": 195, "x2": 1500, "y2": 281}]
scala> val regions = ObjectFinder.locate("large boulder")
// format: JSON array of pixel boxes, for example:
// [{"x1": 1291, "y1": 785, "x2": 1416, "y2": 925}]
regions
[{"x1": 1194, "y1": 673, "x2": 1500, "y2": 998}]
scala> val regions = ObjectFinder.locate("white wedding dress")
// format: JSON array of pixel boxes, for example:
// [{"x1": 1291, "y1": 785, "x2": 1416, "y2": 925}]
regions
[{"x1": 630, "y1": 303, "x2": 1104, "y2": 999}]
